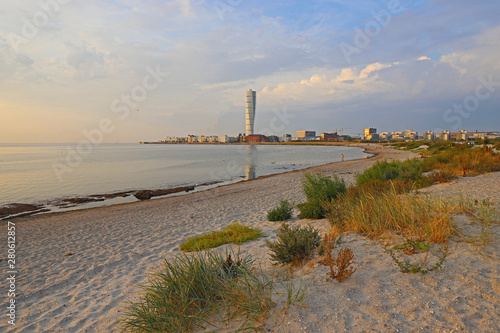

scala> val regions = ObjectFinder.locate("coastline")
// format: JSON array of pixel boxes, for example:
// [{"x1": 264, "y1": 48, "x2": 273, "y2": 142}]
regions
[
  {"x1": 2, "y1": 144, "x2": 423, "y2": 332},
  {"x1": 1, "y1": 143, "x2": 374, "y2": 221},
  {"x1": 4, "y1": 145, "x2": 499, "y2": 332}
]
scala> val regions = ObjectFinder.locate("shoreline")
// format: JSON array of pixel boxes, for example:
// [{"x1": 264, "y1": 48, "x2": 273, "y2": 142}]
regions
[
  {"x1": 1, "y1": 144, "x2": 376, "y2": 221},
  {"x1": 3, "y1": 145, "x2": 436, "y2": 332}
]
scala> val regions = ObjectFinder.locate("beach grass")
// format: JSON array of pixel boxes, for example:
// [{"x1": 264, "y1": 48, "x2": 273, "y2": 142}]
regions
[
  {"x1": 121, "y1": 250, "x2": 274, "y2": 332},
  {"x1": 325, "y1": 186, "x2": 457, "y2": 243},
  {"x1": 180, "y1": 222, "x2": 264, "y2": 252}
]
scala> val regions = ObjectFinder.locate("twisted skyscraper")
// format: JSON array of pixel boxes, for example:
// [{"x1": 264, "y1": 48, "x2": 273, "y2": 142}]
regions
[{"x1": 245, "y1": 89, "x2": 256, "y2": 136}]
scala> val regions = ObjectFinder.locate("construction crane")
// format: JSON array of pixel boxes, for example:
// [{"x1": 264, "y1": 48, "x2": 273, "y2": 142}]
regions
[{"x1": 330, "y1": 127, "x2": 352, "y2": 136}]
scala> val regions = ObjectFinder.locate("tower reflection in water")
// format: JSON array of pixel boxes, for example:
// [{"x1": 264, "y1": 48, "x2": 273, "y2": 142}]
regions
[{"x1": 245, "y1": 144, "x2": 256, "y2": 180}]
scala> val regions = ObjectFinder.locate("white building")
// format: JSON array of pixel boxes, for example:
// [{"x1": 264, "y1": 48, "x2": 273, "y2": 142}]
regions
[
  {"x1": 402, "y1": 130, "x2": 418, "y2": 140},
  {"x1": 457, "y1": 130, "x2": 469, "y2": 141},
  {"x1": 439, "y1": 130, "x2": 451, "y2": 141},
  {"x1": 423, "y1": 131, "x2": 435, "y2": 141},
  {"x1": 246, "y1": 89, "x2": 256, "y2": 136}
]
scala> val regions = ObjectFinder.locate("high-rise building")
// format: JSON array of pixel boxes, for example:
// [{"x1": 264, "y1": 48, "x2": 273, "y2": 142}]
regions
[
  {"x1": 439, "y1": 130, "x2": 451, "y2": 141},
  {"x1": 423, "y1": 131, "x2": 435, "y2": 141},
  {"x1": 364, "y1": 127, "x2": 376, "y2": 139},
  {"x1": 246, "y1": 89, "x2": 256, "y2": 136}
]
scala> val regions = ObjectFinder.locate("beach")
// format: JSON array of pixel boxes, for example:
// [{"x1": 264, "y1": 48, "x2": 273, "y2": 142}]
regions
[{"x1": 3, "y1": 144, "x2": 499, "y2": 332}]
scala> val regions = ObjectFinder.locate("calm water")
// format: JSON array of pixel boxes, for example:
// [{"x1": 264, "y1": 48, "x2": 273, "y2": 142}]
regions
[{"x1": 0, "y1": 143, "x2": 368, "y2": 207}]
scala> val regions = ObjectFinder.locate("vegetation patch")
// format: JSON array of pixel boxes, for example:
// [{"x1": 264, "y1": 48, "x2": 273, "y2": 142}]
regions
[
  {"x1": 267, "y1": 199, "x2": 294, "y2": 221},
  {"x1": 298, "y1": 172, "x2": 346, "y2": 219},
  {"x1": 266, "y1": 222, "x2": 321, "y2": 265},
  {"x1": 387, "y1": 246, "x2": 450, "y2": 274},
  {"x1": 325, "y1": 187, "x2": 456, "y2": 243},
  {"x1": 121, "y1": 250, "x2": 275, "y2": 332},
  {"x1": 180, "y1": 222, "x2": 264, "y2": 252}
]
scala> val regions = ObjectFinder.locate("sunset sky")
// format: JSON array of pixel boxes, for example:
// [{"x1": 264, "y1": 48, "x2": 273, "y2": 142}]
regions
[{"x1": 1, "y1": 0, "x2": 499, "y2": 143}]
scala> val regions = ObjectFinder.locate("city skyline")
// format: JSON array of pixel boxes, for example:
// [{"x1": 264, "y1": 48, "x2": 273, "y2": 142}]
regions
[{"x1": 1, "y1": 1, "x2": 499, "y2": 143}]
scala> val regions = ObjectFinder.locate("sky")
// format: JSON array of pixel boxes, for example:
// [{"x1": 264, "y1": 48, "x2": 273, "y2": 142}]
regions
[{"x1": 0, "y1": 0, "x2": 499, "y2": 143}]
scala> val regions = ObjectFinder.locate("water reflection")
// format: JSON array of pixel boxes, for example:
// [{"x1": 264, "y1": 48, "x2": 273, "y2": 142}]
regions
[{"x1": 245, "y1": 145, "x2": 257, "y2": 180}]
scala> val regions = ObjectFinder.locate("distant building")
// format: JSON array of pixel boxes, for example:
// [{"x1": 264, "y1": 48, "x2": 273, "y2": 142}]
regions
[
  {"x1": 320, "y1": 132, "x2": 340, "y2": 141},
  {"x1": 247, "y1": 134, "x2": 268, "y2": 143},
  {"x1": 218, "y1": 135, "x2": 236, "y2": 143},
  {"x1": 391, "y1": 132, "x2": 404, "y2": 140},
  {"x1": 267, "y1": 135, "x2": 280, "y2": 143},
  {"x1": 439, "y1": 130, "x2": 451, "y2": 141},
  {"x1": 457, "y1": 130, "x2": 469, "y2": 141},
  {"x1": 246, "y1": 89, "x2": 256, "y2": 136},
  {"x1": 402, "y1": 130, "x2": 418, "y2": 140},
  {"x1": 379, "y1": 132, "x2": 392, "y2": 140},
  {"x1": 364, "y1": 127, "x2": 377, "y2": 139},
  {"x1": 423, "y1": 131, "x2": 435, "y2": 141},
  {"x1": 297, "y1": 131, "x2": 316, "y2": 139},
  {"x1": 281, "y1": 134, "x2": 292, "y2": 142}
]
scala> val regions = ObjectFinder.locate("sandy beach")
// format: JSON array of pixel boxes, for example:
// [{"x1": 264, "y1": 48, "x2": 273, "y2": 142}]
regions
[{"x1": 2, "y1": 144, "x2": 499, "y2": 332}]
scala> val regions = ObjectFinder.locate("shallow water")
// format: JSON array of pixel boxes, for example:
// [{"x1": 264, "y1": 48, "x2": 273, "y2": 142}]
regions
[{"x1": 0, "y1": 143, "x2": 367, "y2": 206}]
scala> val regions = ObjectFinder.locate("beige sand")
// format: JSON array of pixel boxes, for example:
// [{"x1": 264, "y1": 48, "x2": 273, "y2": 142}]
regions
[{"x1": 2, "y1": 145, "x2": 498, "y2": 332}]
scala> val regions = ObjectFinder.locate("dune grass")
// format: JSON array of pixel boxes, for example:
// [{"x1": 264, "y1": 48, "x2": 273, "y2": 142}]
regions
[
  {"x1": 180, "y1": 222, "x2": 264, "y2": 252},
  {"x1": 325, "y1": 185, "x2": 457, "y2": 243},
  {"x1": 121, "y1": 250, "x2": 275, "y2": 332}
]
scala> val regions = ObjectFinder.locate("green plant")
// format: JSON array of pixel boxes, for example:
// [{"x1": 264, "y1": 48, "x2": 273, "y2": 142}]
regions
[
  {"x1": 266, "y1": 222, "x2": 321, "y2": 265},
  {"x1": 302, "y1": 172, "x2": 347, "y2": 203},
  {"x1": 299, "y1": 172, "x2": 346, "y2": 219},
  {"x1": 267, "y1": 199, "x2": 294, "y2": 221},
  {"x1": 121, "y1": 249, "x2": 274, "y2": 332},
  {"x1": 297, "y1": 201, "x2": 326, "y2": 219},
  {"x1": 180, "y1": 222, "x2": 263, "y2": 252},
  {"x1": 393, "y1": 239, "x2": 429, "y2": 254},
  {"x1": 386, "y1": 246, "x2": 449, "y2": 274}
]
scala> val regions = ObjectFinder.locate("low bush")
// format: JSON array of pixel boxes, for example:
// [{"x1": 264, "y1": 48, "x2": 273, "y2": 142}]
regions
[
  {"x1": 267, "y1": 199, "x2": 294, "y2": 221},
  {"x1": 121, "y1": 250, "x2": 274, "y2": 332},
  {"x1": 355, "y1": 159, "x2": 427, "y2": 188},
  {"x1": 266, "y1": 222, "x2": 321, "y2": 265},
  {"x1": 297, "y1": 201, "x2": 326, "y2": 219},
  {"x1": 299, "y1": 172, "x2": 346, "y2": 219},
  {"x1": 180, "y1": 222, "x2": 263, "y2": 252},
  {"x1": 302, "y1": 172, "x2": 347, "y2": 203}
]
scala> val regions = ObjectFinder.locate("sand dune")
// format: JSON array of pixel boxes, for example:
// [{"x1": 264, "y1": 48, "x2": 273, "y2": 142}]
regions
[{"x1": 2, "y1": 144, "x2": 498, "y2": 332}]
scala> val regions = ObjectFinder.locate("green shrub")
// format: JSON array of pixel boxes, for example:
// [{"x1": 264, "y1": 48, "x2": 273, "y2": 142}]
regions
[
  {"x1": 299, "y1": 172, "x2": 346, "y2": 219},
  {"x1": 121, "y1": 250, "x2": 274, "y2": 332},
  {"x1": 302, "y1": 172, "x2": 347, "y2": 203},
  {"x1": 297, "y1": 201, "x2": 326, "y2": 219},
  {"x1": 180, "y1": 222, "x2": 263, "y2": 252},
  {"x1": 266, "y1": 222, "x2": 321, "y2": 265},
  {"x1": 355, "y1": 160, "x2": 401, "y2": 186},
  {"x1": 267, "y1": 200, "x2": 294, "y2": 221},
  {"x1": 356, "y1": 159, "x2": 428, "y2": 189}
]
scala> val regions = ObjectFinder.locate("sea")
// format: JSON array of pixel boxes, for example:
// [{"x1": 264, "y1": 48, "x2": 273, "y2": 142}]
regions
[{"x1": 0, "y1": 143, "x2": 368, "y2": 215}]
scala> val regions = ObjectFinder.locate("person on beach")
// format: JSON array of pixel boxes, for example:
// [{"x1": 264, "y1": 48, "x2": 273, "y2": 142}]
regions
[{"x1": 341, "y1": 154, "x2": 344, "y2": 162}]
